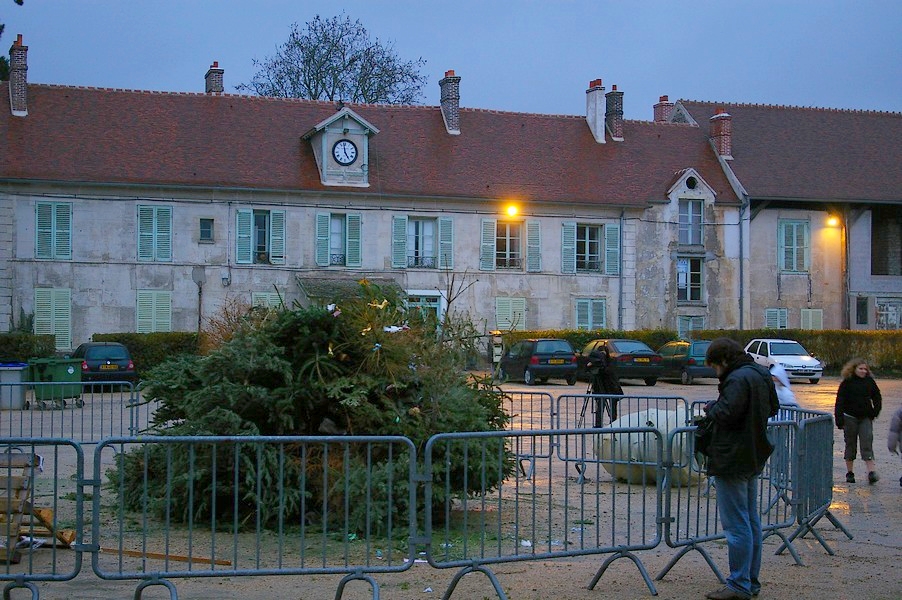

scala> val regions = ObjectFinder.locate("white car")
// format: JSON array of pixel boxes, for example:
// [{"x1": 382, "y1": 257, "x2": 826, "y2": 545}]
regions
[{"x1": 743, "y1": 338, "x2": 823, "y2": 384}]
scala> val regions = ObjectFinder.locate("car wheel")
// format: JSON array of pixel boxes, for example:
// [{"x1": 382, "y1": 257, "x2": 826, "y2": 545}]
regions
[
  {"x1": 566, "y1": 374, "x2": 577, "y2": 386},
  {"x1": 680, "y1": 370, "x2": 694, "y2": 385},
  {"x1": 810, "y1": 378, "x2": 820, "y2": 384},
  {"x1": 494, "y1": 366, "x2": 509, "y2": 384},
  {"x1": 539, "y1": 377, "x2": 549, "y2": 384},
  {"x1": 644, "y1": 378, "x2": 657, "y2": 386},
  {"x1": 524, "y1": 369, "x2": 536, "y2": 386}
]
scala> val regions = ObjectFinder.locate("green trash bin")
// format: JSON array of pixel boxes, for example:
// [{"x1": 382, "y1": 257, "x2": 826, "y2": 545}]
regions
[{"x1": 28, "y1": 357, "x2": 83, "y2": 402}]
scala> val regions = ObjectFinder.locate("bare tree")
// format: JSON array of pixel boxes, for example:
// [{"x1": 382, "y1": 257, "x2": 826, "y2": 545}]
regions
[{"x1": 237, "y1": 14, "x2": 427, "y2": 104}]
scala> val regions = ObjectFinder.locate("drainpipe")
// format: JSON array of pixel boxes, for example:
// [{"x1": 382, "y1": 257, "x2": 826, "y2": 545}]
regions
[
  {"x1": 618, "y1": 209, "x2": 624, "y2": 330},
  {"x1": 739, "y1": 195, "x2": 747, "y2": 329}
]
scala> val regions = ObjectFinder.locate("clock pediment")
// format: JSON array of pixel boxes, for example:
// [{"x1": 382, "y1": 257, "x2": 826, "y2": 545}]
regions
[{"x1": 302, "y1": 107, "x2": 379, "y2": 187}]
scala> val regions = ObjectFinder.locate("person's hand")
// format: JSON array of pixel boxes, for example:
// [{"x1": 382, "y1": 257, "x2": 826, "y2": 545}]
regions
[{"x1": 703, "y1": 400, "x2": 715, "y2": 413}]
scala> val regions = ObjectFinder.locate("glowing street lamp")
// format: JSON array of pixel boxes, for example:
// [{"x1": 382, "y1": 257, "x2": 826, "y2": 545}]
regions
[{"x1": 505, "y1": 204, "x2": 518, "y2": 217}]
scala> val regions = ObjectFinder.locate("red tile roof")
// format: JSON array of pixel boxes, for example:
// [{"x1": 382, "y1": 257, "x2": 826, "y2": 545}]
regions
[
  {"x1": 1, "y1": 83, "x2": 739, "y2": 207},
  {"x1": 678, "y1": 100, "x2": 902, "y2": 203}
]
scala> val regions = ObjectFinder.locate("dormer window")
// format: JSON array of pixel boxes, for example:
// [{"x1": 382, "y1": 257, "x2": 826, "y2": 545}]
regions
[{"x1": 302, "y1": 107, "x2": 379, "y2": 188}]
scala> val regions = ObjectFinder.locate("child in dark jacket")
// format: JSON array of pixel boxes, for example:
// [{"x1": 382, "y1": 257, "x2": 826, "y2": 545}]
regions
[
  {"x1": 888, "y1": 405, "x2": 902, "y2": 487},
  {"x1": 835, "y1": 358, "x2": 882, "y2": 484}
]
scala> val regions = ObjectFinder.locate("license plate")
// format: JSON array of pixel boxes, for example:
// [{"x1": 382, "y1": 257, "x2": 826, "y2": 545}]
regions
[
  {"x1": 634, "y1": 357, "x2": 650, "y2": 363},
  {"x1": 100, "y1": 364, "x2": 119, "y2": 371},
  {"x1": 548, "y1": 359, "x2": 565, "y2": 365}
]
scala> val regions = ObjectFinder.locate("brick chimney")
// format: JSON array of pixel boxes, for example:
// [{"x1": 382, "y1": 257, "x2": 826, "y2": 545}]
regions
[
  {"x1": 653, "y1": 95, "x2": 674, "y2": 122},
  {"x1": 585, "y1": 78, "x2": 606, "y2": 143},
  {"x1": 8, "y1": 34, "x2": 28, "y2": 117},
  {"x1": 605, "y1": 85, "x2": 624, "y2": 142},
  {"x1": 439, "y1": 69, "x2": 461, "y2": 135},
  {"x1": 710, "y1": 106, "x2": 733, "y2": 158},
  {"x1": 205, "y1": 61, "x2": 224, "y2": 94}
]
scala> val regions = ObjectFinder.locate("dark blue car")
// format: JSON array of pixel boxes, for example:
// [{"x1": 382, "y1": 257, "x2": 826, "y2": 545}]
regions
[{"x1": 656, "y1": 339, "x2": 716, "y2": 384}]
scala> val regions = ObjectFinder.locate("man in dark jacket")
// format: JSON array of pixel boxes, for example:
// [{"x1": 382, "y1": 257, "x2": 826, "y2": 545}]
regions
[{"x1": 703, "y1": 338, "x2": 779, "y2": 600}]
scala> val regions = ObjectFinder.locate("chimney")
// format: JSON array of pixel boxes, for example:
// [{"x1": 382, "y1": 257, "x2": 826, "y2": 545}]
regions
[
  {"x1": 439, "y1": 69, "x2": 461, "y2": 135},
  {"x1": 605, "y1": 84, "x2": 624, "y2": 142},
  {"x1": 205, "y1": 61, "x2": 224, "y2": 95},
  {"x1": 653, "y1": 95, "x2": 674, "y2": 122},
  {"x1": 585, "y1": 78, "x2": 606, "y2": 143},
  {"x1": 8, "y1": 34, "x2": 28, "y2": 117},
  {"x1": 710, "y1": 106, "x2": 733, "y2": 158}
]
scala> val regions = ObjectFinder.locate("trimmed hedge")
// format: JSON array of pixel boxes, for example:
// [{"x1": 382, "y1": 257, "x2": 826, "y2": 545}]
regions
[
  {"x1": 0, "y1": 333, "x2": 56, "y2": 362},
  {"x1": 92, "y1": 332, "x2": 199, "y2": 377}
]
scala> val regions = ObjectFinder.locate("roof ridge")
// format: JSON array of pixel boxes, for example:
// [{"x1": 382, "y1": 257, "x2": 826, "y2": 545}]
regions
[{"x1": 678, "y1": 98, "x2": 902, "y2": 117}]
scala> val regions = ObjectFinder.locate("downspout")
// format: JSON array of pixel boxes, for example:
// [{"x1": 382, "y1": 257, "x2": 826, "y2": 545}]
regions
[
  {"x1": 739, "y1": 194, "x2": 748, "y2": 329},
  {"x1": 618, "y1": 209, "x2": 624, "y2": 330}
]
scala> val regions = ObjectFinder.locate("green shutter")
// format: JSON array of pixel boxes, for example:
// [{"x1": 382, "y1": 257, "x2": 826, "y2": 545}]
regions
[
  {"x1": 526, "y1": 220, "x2": 541, "y2": 272},
  {"x1": 236, "y1": 209, "x2": 253, "y2": 264},
  {"x1": 438, "y1": 217, "x2": 453, "y2": 269},
  {"x1": 269, "y1": 210, "x2": 286, "y2": 264},
  {"x1": 561, "y1": 222, "x2": 576, "y2": 274},
  {"x1": 575, "y1": 299, "x2": 590, "y2": 330},
  {"x1": 137, "y1": 206, "x2": 155, "y2": 261},
  {"x1": 137, "y1": 290, "x2": 172, "y2": 333},
  {"x1": 480, "y1": 219, "x2": 496, "y2": 271},
  {"x1": 592, "y1": 299, "x2": 606, "y2": 329},
  {"x1": 252, "y1": 292, "x2": 282, "y2": 308},
  {"x1": 605, "y1": 223, "x2": 621, "y2": 275},
  {"x1": 137, "y1": 291, "x2": 154, "y2": 333},
  {"x1": 34, "y1": 289, "x2": 53, "y2": 336},
  {"x1": 345, "y1": 214, "x2": 362, "y2": 267},
  {"x1": 34, "y1": 288, "x2": 70, "y2": 349},
  {"x1": 156, "y1": 206, "x2": 172, "y2": 261},
  {"x1": 55, "y1": 203, "x2": 72, "y2": 259},
  {"x1": 36, "y1": 202, "x2": 53, "y2": 259},
  {"x1": 391, "y1": 216, "x2": 408, "y2": 268},
  {"x1": 315, "y1": 213, "x2": 330, "y2": 266}
]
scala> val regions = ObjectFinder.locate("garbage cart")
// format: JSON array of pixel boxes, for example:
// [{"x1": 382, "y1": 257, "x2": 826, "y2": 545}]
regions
[
  {"x1": 0, "y1": 362, "x2": 29, "y2": 410},
  {"x1": 28, "y1": 357, "x2": 83, "y2": 408}
]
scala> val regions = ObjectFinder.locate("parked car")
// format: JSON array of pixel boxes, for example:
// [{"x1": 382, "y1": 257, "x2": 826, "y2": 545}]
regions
[
  {"x1": 657, "y1": 339, "x2": 716, "y2": 384},
  {"x1": 576, "y1": 339, "x2": 663, "y2": 386},
  {"x1": 743, "y1": 338, "x2": 823, "y2": 384},
  {"x1": 72, "y1": 342, "x2": 138, "y2": 383},
  {"x1": 497, "y1": 338, "x2": 578, "y2": 386}
]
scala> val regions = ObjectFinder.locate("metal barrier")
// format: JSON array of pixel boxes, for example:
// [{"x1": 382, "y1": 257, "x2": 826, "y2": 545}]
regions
[
  {"x1": 500, "y1": 391, "x2": 555, "y2": 479},
  {"x1": 0, "y1": 382, "x2": 151, "y2": 444}
]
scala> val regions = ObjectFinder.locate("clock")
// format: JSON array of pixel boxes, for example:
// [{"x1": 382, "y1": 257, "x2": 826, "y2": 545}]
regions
[{"x1": 332, "y1": 139, "x2": 358, "y2": 166}]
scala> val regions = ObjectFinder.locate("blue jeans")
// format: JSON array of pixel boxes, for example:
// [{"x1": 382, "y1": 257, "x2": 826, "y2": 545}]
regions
[{"x1": 715, "y1": 475, "x2": 761, "y2": 597}]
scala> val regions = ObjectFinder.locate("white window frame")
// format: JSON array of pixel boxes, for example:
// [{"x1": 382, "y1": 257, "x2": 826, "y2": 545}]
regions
[
  {"x1": 391, "y1": 216, "x2": 453, "y2": 269},
  {"x1": 778, "y1": 219, "x2": 810, "y2": 273},
  {"x1": 316, "y1": 212, "x2": 362, "y2": 267},
  {"x1": 495, "y1": 221, "x2": 522, "y2": 270},
  {"x1": 576, "y1": 224, "x2": 603, "y2": 271},
  {"x1": 677, "y1": 256, "x2": 704, "y2": 302},
  {"x1": 876, "y1": 299, "x2": 902, "y2": 330},
  {"x1": 35, "y1": 201, "x2": 72, "y2": 260},
  {"x1": 495, "y1": 297, "x2": 527, "y2": 331},
  {"x1": 561, "y1": 222, "x2": 620, "y2": 275},
  {"x1": 236, "y1": 208, "x2": 285, "y2": 265},
  {"x1": 575, "y1": 298, "x2": 606, "y2": 330},
  {"x1": 34, "y1": 288, "x2": 71, "y2": 350},
  {"x1": 137, "y1": 290, "x2": 172, "y2": 333},
  {"x1": 677, "y1": 315, "x2": 705, "y2": 339},
  {"x1": 764, "y1": 307, "x2": 789, "y2": 329},
  {"x1": 679, "y1": 198, "x2": 704, "y2": 245},
  {"x1": 407, "y1": 289, "x2": 447, "y2": 323},
  {"x1": 137, "y1": 205, "x2": 173, "y2": 262},
  {"x1": 199, "y1": 218, "x2": 215, "y2": 243}
]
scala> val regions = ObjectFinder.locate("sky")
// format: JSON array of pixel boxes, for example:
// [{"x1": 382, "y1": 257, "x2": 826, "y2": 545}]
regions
[{"x1": 3, "y1": 1, "x2": 901, "y2": 121}]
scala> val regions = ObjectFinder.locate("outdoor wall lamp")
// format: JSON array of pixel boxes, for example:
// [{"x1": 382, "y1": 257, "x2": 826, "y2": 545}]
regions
[
  {"x1": 505, "y1": 204, "x2": 518, "y2": 217},
  {"x1": 826, "y1": 214, "x2": 841, "y2": 227}
]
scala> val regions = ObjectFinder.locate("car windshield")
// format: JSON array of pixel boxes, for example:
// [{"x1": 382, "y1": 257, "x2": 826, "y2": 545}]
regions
[
  {"x1": 691, "y1": 341, "x2": 710, "y2": 356},
  {"x1": 770, "y1": 342, "x2": 807, "y2": 356},
  {"x1": 536, "y1": 340, "x2": 572, "y2": 354},
  {"x1": 612, "y1": 340, "x2": 652, "y2": 353},
  {"x1": 86, "y1": 347, "x2": 129, "y2": 360}
]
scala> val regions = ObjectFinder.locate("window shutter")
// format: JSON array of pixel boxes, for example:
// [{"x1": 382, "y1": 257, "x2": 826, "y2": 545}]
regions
[
  {"x1": 156, "y1": 206, "x2": 172, "y2": 261},
  {"x1": 34, "y1": 289, "x2": 53, "y2": 336},
  {"x1": 592, "y1": 299, "x2": 606, "y2": 329},
  {"x1": 510, "y1": 298, "x2": 526, "y2": 331},
  {"x1": 137, "y1": 291, "x2": 155, "y2": 333},
  {"x1": 801, "y1": 308, "x2": 823, "y2": 330},
  {"x1": 526, "y1": 220, "x2": 542, "y2": 272},
  {"x1": 55, "y1": 203, "x2": 72, "y2": 259},
  {"x1": 575, "y1": 299, "x2": 590, "y2": 329},
  {"x1": 480, "y1": 219, "x2": 496, "y2": 271},
  {"x1": 438, "y1": 217, "x2": 453, "y2": 269},
  {"x1": 137, "y1": 291, "x2": 172, "y2": 333},
  {"x1": 137, "y1": 206, "x2": 155, "y2": 261},
  {"x1": 605, "y1": 223, "x2": 621, "y2": 275},
  {"x1": 315, "y1": 213, "x2": 330, "y2": 266},
  {"x1": 269, "y1": 210, "x2": 286, "y2": 264},
  {"x1": 496, "y1": 298, "x2": 512, "y2": 330},
  {"x1": 155, "y1": 292, "x2": 172, "y2": 332},
  {"x1": 345, "y1": 214, "x2": 362, "y2": 267},
  {"x1": 236, "y1": 209, "x2": 253, "y2": 264},
  {"x1": 36, "y1": 202, "x2": 53, "y2": 259},
  {"x1": 391, "y1": 216, "x2": 408, "y2": 268},
  {"x1": 561, "y1": 222, "x2": 576, "y2": 274},
  {"x1": 764, "y1": 308, "x2": 788, "y2": 329},
  {"x1": 35, "y1": 288, "x2": 70, "y2": 349},
  {"x1": 252, "y1": 292, "x2": 282, "y2": 308}
]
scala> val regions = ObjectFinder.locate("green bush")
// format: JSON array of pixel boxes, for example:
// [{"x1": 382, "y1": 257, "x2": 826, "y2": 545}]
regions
[{"x1": 0, "y1": 333, "x2": 56, "y2": 362}]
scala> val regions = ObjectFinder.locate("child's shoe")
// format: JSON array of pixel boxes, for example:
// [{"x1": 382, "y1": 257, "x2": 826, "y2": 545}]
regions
[
  {"x1": 867, "y1": 471, "x2": 879, "y2": 484},
  {"x1": 845, "y1": 472, "x2": 855, "y2": 483}
]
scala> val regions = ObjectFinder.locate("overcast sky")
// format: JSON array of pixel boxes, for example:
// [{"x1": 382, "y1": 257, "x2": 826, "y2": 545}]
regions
[{"x1": 3, "y1": 0, "x2": 901, "y2": 121}]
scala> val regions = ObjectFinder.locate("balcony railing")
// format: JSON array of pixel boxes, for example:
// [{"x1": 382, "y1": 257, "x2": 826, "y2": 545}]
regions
[
  {"x1": 330, "y1": 254, "x2": 346, "y2": 266},
  {"x1": 495, "y1": 257, "x2": 522, "y2": 269},
  {"x1": 407, "y1": 256, "x2": 437, "y2": 268}
]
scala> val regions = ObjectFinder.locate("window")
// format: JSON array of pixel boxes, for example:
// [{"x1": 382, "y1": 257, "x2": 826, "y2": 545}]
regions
[
  {"x1": 237, "y1": 209, "x2": 285, "y2": 265},
  {"x1": 575, "y1": 298, "x2": 606, "y2": 330},
  {"x1": 677, "y1": 315, "x2": 705, "y2": 338},
  {"x1": 778, "y1": 220, "x2": 809, "y2": 272},
  {"x1": 199, "y1": 218, "x2": 214, "y2": 242},
  {"x1": 561, "y1": 222, "x2": 620, "y2": 275},
  {"x1": 316, "y1": 213, "x2": 362, "y2": 267},
  {"x1": 856, "y1": 296, "x2": 869, "y2": 326},
  {"x1": 251, "y1": 292, "x2": 283, "y2": 309},
  {"x1": 764, "y1": 308, "x2": 788, "y2": 329},
  {"x1": 136, "y1": 290, "x2": 172, "y2": 333},
  {"x1": 480, "y1": 220, "x2": 541, "y2": 272},
  {"x1": 677, "y1": 257, "x2": 704, "y2": 302},
  {"x1": 137, "y1": 205, "x2": 172, "y2": 262},
  {"x1": 391, "y1": 216, "x2": 453, "y2": 269},
  {"x1": 876, "y1": 299, "x2": 902, "y2": 330},
  {"x1": 34, "y1": 288, "x2": 71, "y2": 350},
  {"x1": 35, "y1": 201, "x2": 72, "y2": 260},
  {"x1": 495, "y1": 297, "x2": 527, "y2": 331},
  {"x1": 800, "y1": 308, "x2": 823, "y2": 330},
  {"x1": 679, "y1": 199, "x2": 704, "y2": 245},
  {"x1": 871, "y1": 206, "x2": 902, "y2": 276},
  {"x1": 407, "y1": 291, "x2": 444, "y2": 323}
]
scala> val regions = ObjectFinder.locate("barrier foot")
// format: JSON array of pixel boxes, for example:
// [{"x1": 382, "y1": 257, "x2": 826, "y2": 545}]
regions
[
  {"x1": 777, "y1": 508, "x2": 850, "y2": 557},
  {"x1": 656, "y1": 543, "x2": 724, "y2": 585},
  {"x1": 588, "y1": 549, "x2": 658, "y2": 596},
  {"x1": 3, "y1": 581, "x2": 38, "y2": 600},
  {"x1": 134, "y1": 577, "x2": 178, "y2": 600},
  {"x1": 763, "y1": 529, "x2": 803, "y2": 565},
  {"x1": 335, "y1": 571, "x2": 380, "y2": 600},
  {"x1": 823, "y1": 509, "x2": 854, "y2": 540},
  {"x1": 517, "y1": 455, "x2": 536, "y2": 480},
  {"x1": 441, "y1": 564, "x2": 507, "y2": 600}
]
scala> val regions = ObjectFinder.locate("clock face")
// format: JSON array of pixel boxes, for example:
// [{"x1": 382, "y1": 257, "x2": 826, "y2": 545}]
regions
[{"x1": 332, "y1": 139, "x2": 358, "y2": 166}]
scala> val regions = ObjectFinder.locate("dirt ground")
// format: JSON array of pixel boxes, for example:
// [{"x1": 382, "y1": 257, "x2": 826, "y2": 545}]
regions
[{"x1": 22, "y1": 376, "x2": 902, "y2": 600}]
